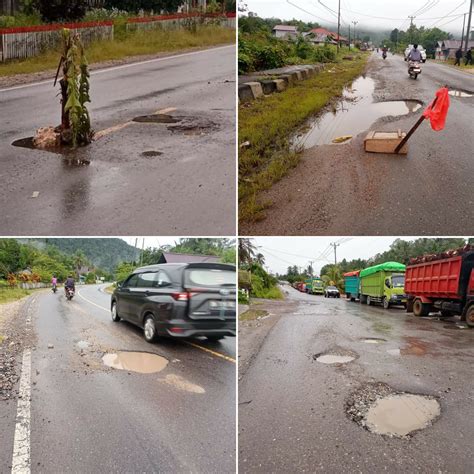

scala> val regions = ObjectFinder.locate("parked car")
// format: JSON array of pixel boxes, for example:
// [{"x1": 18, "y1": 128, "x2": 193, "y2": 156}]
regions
[
  {"x1": 325, "y1": 286, "x2": 340, "y2": 298},
  {"x1": 404, "y1": 45, "x2": 427, "y2": 62},
  {"x1": 111, "y1": 263, "x2": 236, "y2": 342}
]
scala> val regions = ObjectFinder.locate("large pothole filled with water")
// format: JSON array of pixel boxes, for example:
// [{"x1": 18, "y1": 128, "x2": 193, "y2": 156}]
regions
[
  {"x1": 292, "y1": 76, "x2": 422, "y2": 149},
  {"x1": 102, "y1": 351, "x2": 168, "y2": 374},
  {"x1": 346, "y1": 382, "x2": 440, "y2": 438},
  {"x1": 313, "y1": 348, "x2": 358, "y2": 365}
]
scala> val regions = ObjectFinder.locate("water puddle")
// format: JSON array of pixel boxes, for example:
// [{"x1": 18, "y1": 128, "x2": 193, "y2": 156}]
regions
[
  {"x1": 387, "y1": 348, "x2": 401, "y2": 356},
  {"x1": 292, "y1": 76, "x2": 422, "y2": 149},
  {"x1": 315, "y1": 354, "x2": 355, "y2": 364},
  {"x1": 167, "y1": 117, "x2": 218, "y2": 135},
  {"x1": 400, "y1": 337, "x2": 428, "y2": 355},
  {"x1": 365, "y1": 394, "x2": 440, "y2": 437},
  {"x1": 132, "y1": 114, "x2": 180, "y2": 123},
  {"x1": 448, "y1": 89, "x2": 472, "y2": 98},
  {"x1": 361, "y1": 338, "x2": 386, "y2": 344},
  {"x1": 102, "y1": 351, "x2": 168, "y2": 374}
]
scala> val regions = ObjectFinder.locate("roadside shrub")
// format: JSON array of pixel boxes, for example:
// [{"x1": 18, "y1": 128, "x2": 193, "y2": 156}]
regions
[
  {"x1": 34, "y1": 0, "x2": 88, "y2": 22},
  {"x1": 311, "y1": 45, "x2": 336, "y2": 62},
  {"x1": 83, "y1": 8, "x2": 130, "y2": 22},
  {"x1": 238, "y1": 289, "x2": 249, "y2": 304},
  {"x1": 0, "y1": 13, "x2": 42, "y2": 28}
]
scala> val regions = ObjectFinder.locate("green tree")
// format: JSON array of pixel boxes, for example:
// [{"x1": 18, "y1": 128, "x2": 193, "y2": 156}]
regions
[
  {"x1": 238, "y1": 238, "x2": 257, "y2": 267},
  {"x1": 34, "y1": 0, "x2": 88, "y2": 22},
  {"x1": 115, "y1": 262, "x2": 135, "y2": 283},
  {"x1": 104, "y1": 0, "x2": 182, "y2": 13}
]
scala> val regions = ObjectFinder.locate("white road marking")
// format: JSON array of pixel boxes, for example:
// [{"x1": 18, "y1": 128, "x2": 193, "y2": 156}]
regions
[
  {"x1": 11, "y1": 349, "x2": 31, "y2": 474},
  {"x1": 0, "y1": 45, "x2": 234, "y2": 93}
]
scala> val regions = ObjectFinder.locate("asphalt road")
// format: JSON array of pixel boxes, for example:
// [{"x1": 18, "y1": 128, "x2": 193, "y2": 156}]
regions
[
  {"x1": 241, "y1": 53, "x2": 474, "y2": 235},
  {"x1": 239, "y1": 285, "x2": 474, "y2": 473},
  {"x1": 0, "y1": 285, "x2": 236, "y2": 472},
  {"x1": 0, "y1": 45, "x2": 236, "y2": 235}
]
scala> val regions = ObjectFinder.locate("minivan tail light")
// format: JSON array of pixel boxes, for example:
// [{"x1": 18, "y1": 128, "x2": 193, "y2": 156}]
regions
[{"x1": 171, "y1": 292, "x2": 197, "y2": 301}]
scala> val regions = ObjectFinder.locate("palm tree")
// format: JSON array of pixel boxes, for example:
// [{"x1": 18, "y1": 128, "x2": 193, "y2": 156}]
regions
[
  {"x1": 255, "y1": 253, "x2": 265, "y2": 266},
  {"x1": 238, "y1": 238, "x2": 257, "y2": 267}
]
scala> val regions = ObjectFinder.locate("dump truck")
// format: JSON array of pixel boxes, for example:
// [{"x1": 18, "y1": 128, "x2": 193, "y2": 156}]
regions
[
  {"x1": 305, "y1": 278, "x2": 313, "y2": 293},
  {"x1": 405, "y1": 249, "x2": 474, "y2": 327},
  {"x1": 359, "y1": 262, "x2": 407, "y2": 309},
  {"x1": 311, "y1": 277, "x2": 324, "y2": 295},
  {"x1": 344, "y1": 270, "x2": 360, "y2": 301}
]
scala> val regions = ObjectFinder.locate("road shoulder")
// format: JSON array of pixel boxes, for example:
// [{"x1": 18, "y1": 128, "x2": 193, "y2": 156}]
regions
[{"x1": 238, "y1": 289, "x2": 296, "y2": 380}]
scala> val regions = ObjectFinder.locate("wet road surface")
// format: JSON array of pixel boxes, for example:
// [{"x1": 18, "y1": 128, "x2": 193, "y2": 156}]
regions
[
  {"x1": 242, "y1": 53, "x2": 474, "y2": 235},
  {"x1": 0, "y1": 45, "x2": 236, "y2": 235},
  {"x1": 239, "y1": 285, "x2": 474, "y2": 473},
  {"x1": 0, "y1": 285, "x2": 236, "y2": 472}
]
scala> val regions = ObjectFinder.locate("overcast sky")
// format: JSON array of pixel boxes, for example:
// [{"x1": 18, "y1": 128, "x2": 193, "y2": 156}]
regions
[
  {"x1": 251, "y1": 237, "x2": 426, "y2": 275},
  {"x1": 243, "y1": 0, "x2": 471, "y2": 36},
  {"x1": 122, "y1": 237, "x2": 185, "y2": 249}
]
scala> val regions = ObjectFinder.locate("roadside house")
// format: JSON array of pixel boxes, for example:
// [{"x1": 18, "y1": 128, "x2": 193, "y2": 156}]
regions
[
  {"x1": 272, "y1": 25, "x2": 298, "y2": 39},
  {"x1": 436, "y1": 40, "x2": 474, "y2": 60},
  {"x1": 307, "y1": 27, "x2": 348, "y2": 46}
]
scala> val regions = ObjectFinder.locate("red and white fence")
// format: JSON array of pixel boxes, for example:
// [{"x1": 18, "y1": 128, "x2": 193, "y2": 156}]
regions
[
  {"x1": 0, "y1": 12, "x2": 235, "y2": 62},
  {"x1": 125, "y1": 12, "x2": 236, "y2": 32},
  {"x1": 0, "y1": 20, "x2": 113, "y2": 61}
]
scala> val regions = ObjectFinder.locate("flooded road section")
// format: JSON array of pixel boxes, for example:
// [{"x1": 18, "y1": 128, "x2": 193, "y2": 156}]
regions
[
  {"x1": 102, "y1": 351, "x2": 168, "y2": 374},
  {"x1": 292, "y1": 76, "x2": 422, "y2": 149}
]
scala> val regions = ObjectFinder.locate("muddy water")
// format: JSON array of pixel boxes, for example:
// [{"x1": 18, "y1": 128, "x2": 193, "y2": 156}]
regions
[
  {"x1": 362, "y1": 338, "x2": 386, "y2": 344},
  {"x1": 366, "y1": 394, "x2": 440, "y2": 437},
  {"x1": 316, "y1": 354, "x2": 355, "y2": 364},
  {"x1": 292, "y1": 76, "x2": 422, "y2": 149},
  {"x1": 102, "y1": 351, "x2": 168, "y2": 374}
]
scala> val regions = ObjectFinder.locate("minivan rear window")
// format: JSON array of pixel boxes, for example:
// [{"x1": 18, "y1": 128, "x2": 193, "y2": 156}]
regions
[{"x1": 185, "y1": 268, "x2": 235, "y2": 288}]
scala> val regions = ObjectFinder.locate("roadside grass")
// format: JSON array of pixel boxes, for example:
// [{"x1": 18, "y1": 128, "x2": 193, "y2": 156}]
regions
[
  {"x1": 239, "y1": 309, "x2": 269, "y2": 321},
  {"x1": 104, "y1": 284, "x2": 115, "y2": 294},
  {"x1": 0, "y1": 287, "x2": 32, "y2": 304},
  {"x1": 0, "y1": 25, "x2": 235, "y2": 77},
  {"x1": 239, "y1": 53, "x2": 369, "y2": 222}
]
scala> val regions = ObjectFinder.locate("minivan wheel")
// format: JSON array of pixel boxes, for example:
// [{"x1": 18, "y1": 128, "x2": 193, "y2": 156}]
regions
[
  {"x1": 144, "y1": 315, "x2": 157, "y2": 343},
  {"x1": 111, "y1": 302, "x2": 120, "y2": 322}
]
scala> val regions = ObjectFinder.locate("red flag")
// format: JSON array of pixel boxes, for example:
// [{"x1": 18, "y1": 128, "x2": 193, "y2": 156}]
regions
[{"x1": 422, "y1": 87, "x2": 450, "y2": 131}]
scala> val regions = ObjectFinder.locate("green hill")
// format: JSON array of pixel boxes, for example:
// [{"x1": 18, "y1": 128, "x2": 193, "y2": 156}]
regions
[{"x1": 19, "y1": 238, "x2": 139, "y2": 273}]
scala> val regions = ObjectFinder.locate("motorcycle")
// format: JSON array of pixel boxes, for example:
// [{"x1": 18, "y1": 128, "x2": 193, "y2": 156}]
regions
[
  {"x1": 52, "y1": 285, "x2": 57, "y2": 294},
  {"x1": 382, "y1": 51, "x2": 387, "y2": 60},
  {"x1": 408, "y1": 61, "x2": 422, "y2": 80},
  {"x1": 65, "y1": 287, "x2": 75, "y2": 300}
]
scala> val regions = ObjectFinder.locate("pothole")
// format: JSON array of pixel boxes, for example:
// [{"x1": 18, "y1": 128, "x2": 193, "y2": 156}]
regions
[
  {"x1": 312, "y1": 348, "x2": 357, "y2": 364},
  {"x1": 132, "y1": 114, "x2": 180, "y2": 123},
  {"x1": 361, "y1": 337, "x2": 386, "y2": 344},
  {"x1": 102, "y1": 351, "x2": 168, "y2": 373},
  {"x1": 346, "y1": 382, "x2": 440, "y2": 438},
  {"x1": 448, "y1": 89, "x2": 472, "y2": 98},
  {"x1": 141, "y1": 150, "x2": 163, "y2": 157},
  {"x1": 76, "y1": 340, "x2": 89, "y2": 350},
  {"x1": 292, "y1": 76, "x2": 423, "y2": 149},
  {"x1": 167, "y1": 117, "x2": 218, "y2": 135},
  {"x1": 315, "y1": 354, "x2": 355, "y2": 364}
]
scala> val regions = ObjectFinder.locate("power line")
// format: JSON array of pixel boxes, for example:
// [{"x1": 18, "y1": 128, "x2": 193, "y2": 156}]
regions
[
  {"x1": 428, "y1": 0, "x2": 466, "y2": 28},
  {"x1": 286, "y1": 0, "x2": 339, "y2": 26}
]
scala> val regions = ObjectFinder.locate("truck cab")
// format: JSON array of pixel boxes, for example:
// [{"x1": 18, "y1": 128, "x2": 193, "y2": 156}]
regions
[
  {"x1": 312, "y1": 278, "x2": 324, "y2": 295},
  {"x1": 383, "y1": 272, "x2": 406, "y2": 308}
]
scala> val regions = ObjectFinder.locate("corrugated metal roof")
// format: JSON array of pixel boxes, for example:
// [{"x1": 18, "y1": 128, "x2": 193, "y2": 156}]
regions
[
  {"x1": 158, "y1": 252, "x2": 221, "y2": 264},
  {"x1": 273, "y1": 25, "x2": 297, "y2": 31}
]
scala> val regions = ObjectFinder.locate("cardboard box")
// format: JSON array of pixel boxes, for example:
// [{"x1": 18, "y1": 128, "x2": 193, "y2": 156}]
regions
[{"x1": 364, "y1": 129, "x2": 408, "y2": 154}]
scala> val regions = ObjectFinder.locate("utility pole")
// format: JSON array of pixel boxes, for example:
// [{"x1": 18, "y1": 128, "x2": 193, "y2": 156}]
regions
[
  {"x1": 337, "y1": 0, "x2": 341, "y2": 52},
  {"x1": 461, "y1": 13, "x2": 467, "y2": 51},
  {"x1": 309, "y1": 261, "x2": 314, "y2": 277},
  {"x1": 348, "y1": 24, "x2": 351, "y2": 50},
  {"x1": 408, "y1": 15, "x2": 416, "y2": 44},
  {"x1": 330, "y1": 242, "x2": 340, "y2": 265},
  {"x1": 352, "y1": 20, "x2": 358, "y2": 45},
  {"x1": 464, "y1": 0, "x2": 473, "y2": 54}
]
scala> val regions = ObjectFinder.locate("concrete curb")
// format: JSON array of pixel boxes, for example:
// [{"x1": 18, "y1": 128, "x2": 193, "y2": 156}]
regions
[{"x1": 238, "y1": 64, "x2": 324, "y2": 102}]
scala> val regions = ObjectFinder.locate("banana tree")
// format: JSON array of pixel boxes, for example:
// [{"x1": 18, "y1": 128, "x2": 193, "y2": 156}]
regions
[{"x1": 54, "y1": 29, "x2": 93, "y2": 147}]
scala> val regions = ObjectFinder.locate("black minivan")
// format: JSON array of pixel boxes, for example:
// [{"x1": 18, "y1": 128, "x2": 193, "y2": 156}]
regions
[{"x1": 111, "y1": 263, "x2": 236, "y2": 342}]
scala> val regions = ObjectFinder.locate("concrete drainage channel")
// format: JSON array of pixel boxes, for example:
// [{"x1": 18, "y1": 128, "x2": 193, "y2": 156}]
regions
[
  {"x1": 346, "y1": 382, "x2": 440, "y2": 438},
  {"x1": 238, "y1": 64, "x2": 325, "y2": 102}
]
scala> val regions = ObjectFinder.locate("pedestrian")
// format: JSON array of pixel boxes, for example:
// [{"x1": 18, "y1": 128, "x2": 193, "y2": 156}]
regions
[
  {"x1": 454, "y1": 47, "x2": 463, "y2": 66},
  {"x1": 465, "y1": 49, "x2": 472, "y2": 66}
]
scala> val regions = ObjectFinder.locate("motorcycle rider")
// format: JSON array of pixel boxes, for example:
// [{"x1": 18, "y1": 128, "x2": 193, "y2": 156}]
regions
[
  {"x1": 408, "y1": 44, "x2": 422, "y2": 62},
  {"x1": 51, "y1": 274, "x2": 57, "y2": 292},
  {"x1": 64, "y1": 274, "x2": 75, "y2": 296},
  {"x1": 382, "y1": 45, "x2": 388, "y2": 59}
]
